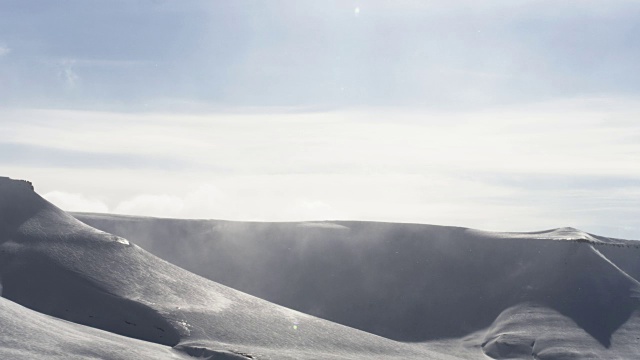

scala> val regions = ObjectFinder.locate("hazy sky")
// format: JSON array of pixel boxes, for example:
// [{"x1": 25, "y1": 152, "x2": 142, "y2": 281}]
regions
[{"x1": 2, "y1": 1, "x2": 640, "y2": 238}]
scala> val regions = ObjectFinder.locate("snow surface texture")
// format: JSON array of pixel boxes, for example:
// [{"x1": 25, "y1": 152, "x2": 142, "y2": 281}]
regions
[
  {"x1": 0, "y1": 177, "x2": 451, "y2": 359},
  {"x1": 2, "y1": 175, "x2": 640, "y2": 359},
  {"x1": 0, "y1": 296, "x2": 189, "y2": 360},
  {"x1": 74, "y1": 212, "x2": 640, "y2": 359}
]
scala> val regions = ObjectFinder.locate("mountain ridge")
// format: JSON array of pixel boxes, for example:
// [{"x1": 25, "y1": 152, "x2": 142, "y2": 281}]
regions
[
  {"x1": 0, "y1": 177, "x2": 444, "y2": 359},
  {"x1": 3, "y1": 176, "x2": 640, "y2": 359},
  {"x1": 75, "y1": 207, "x2": 640, "y2": 348}
]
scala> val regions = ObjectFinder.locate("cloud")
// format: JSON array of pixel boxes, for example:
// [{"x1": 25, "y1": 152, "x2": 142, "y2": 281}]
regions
[
  {"x1": 4, "y1": 98, "x2": 640, "y2": 178},
  {"x1": 114, "y1": 194, "x2": 185, "y2": 218},
  {"x1": 107, "y1": 183, "x2": 342, "y2": 221},
  {"x1": 0, "y1": 142, "x2": 191, "y2": 170},
  {"x1": 43, "y1": 191, "x2": 109, "y2": 213},
  {"x1": 58, "y1": 60, "x2": 80, "y2": 88},
  {"x1": 0, "y1": 45, "x2": 10, "y2": 57},
  {"x1": 112, "y1": 185, "x2": 225, "y2": 219},
  {"x1": 4, "y1": 97, "x2": 640, "y2": 238},
  {"x1": 287, "y1": 199, "x2": 337, "y2": 220}
]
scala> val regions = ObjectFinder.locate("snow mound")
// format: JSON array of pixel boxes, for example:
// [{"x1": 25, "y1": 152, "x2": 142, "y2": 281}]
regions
[
  {"x1": 481, "y1": 302, "x2": 640, "y2": 359},
  {"x1": 471, "y1": 226, "x2": 601, "y2": 243}
]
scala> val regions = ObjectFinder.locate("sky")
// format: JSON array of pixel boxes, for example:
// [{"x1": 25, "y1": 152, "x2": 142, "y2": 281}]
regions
[{"x1": 1, "y1": 1, "x2": 640, "y2": 238}]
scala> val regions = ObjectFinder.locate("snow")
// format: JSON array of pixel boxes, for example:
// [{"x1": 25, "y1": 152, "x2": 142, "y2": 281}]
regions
[
  {"x1": 3, "y1": 176, "x2": 640, "y2": 359},
  {"x1": 76, "y1": 212, "x2": 640, "y2": 359},
  {"x1": 296, "y1": 222, "x2": 350, "y2": 230},
  {"x1": 0, "y1": 296, "x2": 188, "y2": 360},
  {"x1": 0, "y1": 177, "x2": 448, "y2": 359}
]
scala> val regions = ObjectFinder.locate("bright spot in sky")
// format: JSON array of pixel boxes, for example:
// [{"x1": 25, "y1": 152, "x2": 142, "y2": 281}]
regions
[{"x1": 354, "y1": 7, "x2": 360, "y2": 16}]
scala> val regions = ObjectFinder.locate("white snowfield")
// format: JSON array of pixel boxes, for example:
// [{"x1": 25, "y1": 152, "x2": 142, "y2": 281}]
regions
[{"x1": 2, "y1": 177, "x2": 640, "y2": 359}]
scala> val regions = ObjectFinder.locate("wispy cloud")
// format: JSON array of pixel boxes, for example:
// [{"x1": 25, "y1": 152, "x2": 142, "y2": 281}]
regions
[
  {"x1": 43, "y1": 191, "x2": 108, "y2": 213},
  {"x1": 58, "y1": 60, "x2": 80, "y2": 88}
]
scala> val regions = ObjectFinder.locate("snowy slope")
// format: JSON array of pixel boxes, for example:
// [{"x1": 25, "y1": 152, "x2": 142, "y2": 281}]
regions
[
  {"x1": 75, "y1": 213, "x2": 640, "y2": 359},
  {"x1": 3, "y1": 175, "x2": 640, "y2": 359},
  {"x1": 0, "y1": 177, "x2": 451, "y2": 359},
  {"x1": 0, "y1": 296, "x2": 190, "y2": 360}
]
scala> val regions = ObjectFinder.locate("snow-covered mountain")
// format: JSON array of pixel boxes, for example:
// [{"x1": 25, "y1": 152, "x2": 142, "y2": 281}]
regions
[
  {"x1": 2, "y1": 176, "x2": 640, "y2": 359},
  {"x1": 0, "y1": 177, "x2": 444, "y2": 359},
  {"x1": 75, "y1": 213, "x2": 640, "y2": 347}
]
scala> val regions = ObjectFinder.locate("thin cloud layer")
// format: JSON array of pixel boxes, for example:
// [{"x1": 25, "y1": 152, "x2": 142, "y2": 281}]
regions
[
  {"x1": 6, "y1": 98, "x2": 640, "y2": 238},
  {"x1": 1, "y1": 1, "x2": 639, "y2": 109},
  {"x1": 3, "y1": 99, "x2": 640, "y2": 177}
]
